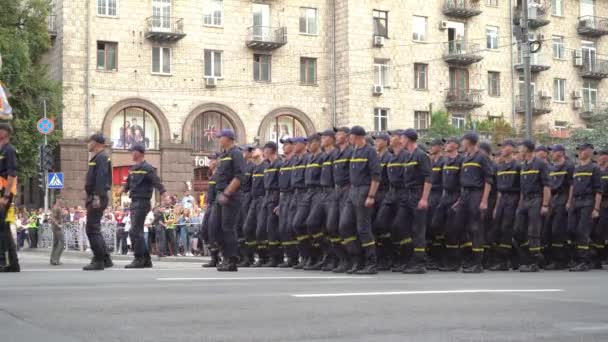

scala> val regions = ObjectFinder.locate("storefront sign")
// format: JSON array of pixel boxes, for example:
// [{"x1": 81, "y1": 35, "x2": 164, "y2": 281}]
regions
[{"x1": 194, "y1": 155, "x2": 211, "y2": 168}]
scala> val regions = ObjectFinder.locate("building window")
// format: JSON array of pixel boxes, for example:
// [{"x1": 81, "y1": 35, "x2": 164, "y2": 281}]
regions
[
  {"x1": 552, "y1": 0, "x2": 563, "y2": 16},
  {"x1": 110, "y1": 107, "x2": 160, "y2": 150},
  {"x1": 374, "y1": 108, "x2": 388, "y2": 131},
  {"x1": 486, "y1": 26, "x2": 499, "y2": 49},
  {"x1": 97, "y1": 0, "x2": 117, "y2": 17},
  {"x1": 203, "y1": 0, "x2": 223, "y2": 27},
  {"x1": 374, "y1": 59, "x2": 390, "y2": 87},
  {"x1": 191, "y1": 111, "x2": 235, "y2": 153},
  {"x1": 204, "y1": 50, "x2": 222, "y2": 78},
  {"x1": 253, "y1": 54, "x2": 271, "y2": 82},
  {"x1": 412, "y1": 16, "x2": 427, "y2": 42},
  {"x1": 373, "y1": 10, "x2": 388, "y2": 38},
  {"x1": 414, "y1": 111, "x2": 430, "y2": 130},
  {"x1": 299, "y1": 7, "x2": 318, "y2": 35},
  {"x1": 97, "y1": 42, "x2": 117, "y2": 71},
  {"x1": 488, "y1": 72, "x2": 500, "y2": 97},
  {"x1": 152, "y1": 47, "x2": 171, "y2": 74},
  {"x1": 554, "y1": 121, "x2": 568, "y2": 131},
  {"x1": 582, "y1": 80, "x2": 598, "y2": 110},
  {"x1": 260, "y1": 115, "x2": 308, "y2": 155},
  {"x1": 486, "y1": 0, "x2": 498, "y2": 6},
  {"x1": 451, "y1": 114, "x2": 466, "y2": 129},
  {"x1": 552, "y1": 36, "x2": 565, "y2": 59},
  {"x1": 554, "y1": 78, "x2": 566, "y2": 102},
  {"x1": 300, "y1": 57, "x2": 317, "y2": 85},
  {"x1": 414, "y1": 63, "x2": 428, "y2": 90}
]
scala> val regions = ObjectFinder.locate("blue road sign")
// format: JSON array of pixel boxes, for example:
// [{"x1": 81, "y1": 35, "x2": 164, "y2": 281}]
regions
[
  {"x1": 37, "y1": 118, "x2": 55, "y2": 135},
  {"x1": 47, "y1": 172, "x2": 64, "y2": 189}
]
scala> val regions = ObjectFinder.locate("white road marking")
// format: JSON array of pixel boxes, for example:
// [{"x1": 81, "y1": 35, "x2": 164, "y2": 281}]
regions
[
  {"x1": 21, "y1": 267, "x2": 205, "y2": 272},
  {"x1": 157, "y1": 276, "x2": 372, "y2": 281},
  {"x1": 292, "y1": 289, "x2": 564, "y2": 298}
]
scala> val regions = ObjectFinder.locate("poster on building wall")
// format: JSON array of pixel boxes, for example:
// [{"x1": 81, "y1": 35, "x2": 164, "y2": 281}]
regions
[
  {"x1": 262, "y1": 115, "x2": 305, "y2": 155},
  {"x1": 111, "y1": 108, "x2": 159, "y2": 150}
]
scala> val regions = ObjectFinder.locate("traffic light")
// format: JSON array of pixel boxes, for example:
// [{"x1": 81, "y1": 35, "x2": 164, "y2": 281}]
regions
[
  {"x1": 40, "y1": 144, "x2": 53, "y2": 171},
  {"x1": 37, "y1": 171, "x2": 45, "y2": 189}
]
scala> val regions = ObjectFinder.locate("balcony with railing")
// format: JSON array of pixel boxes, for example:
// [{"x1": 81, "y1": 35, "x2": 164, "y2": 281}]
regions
[
  {"x1": 514, "y1": 51, "x2": 551, "y2": 72},
  {"x1": 48, "y1": 15, "x2": 57, "y2": 38},
  {"x1": 513, "y1": 4, "x2": 551, "y2": 28},
  {"x1": 515, "y1": 95, "x2": 552, "y2": 115},
  {"x1": 444, "y1": 88, "x2": 483, "y2": 110},
  {"x1": 443, "y1": 0, "x2": 482, "y2": 18},
  {"x1": 442, "y1": 41, "x2": 483, "y2": 65},
  {"x1": 579, "y1": 102, "x2": 606, "y2": 120},
  {"x1": 578, "y1": 16, "x2": 608, "y2": 37},
  {"x1": 246, "y1": 26, "x2": 287, "y2": 50},
  {"x1": 144, "y1": 16, "x2": 186, "y2": 42},
  {"x1": 580, "y1": 58, "x2": 608, "y2": 79}
]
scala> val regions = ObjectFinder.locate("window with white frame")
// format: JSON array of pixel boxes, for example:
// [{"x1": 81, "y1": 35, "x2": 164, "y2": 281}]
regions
[
  {"x1": 582, "y1": 80, "x2": 598, "y2": 110},
  {"x1": 486, "y1": 26, "x2": 499, "y2": 49},
  {"x1": 97, "y1": 0, "x2": 117, "y2": 17},
  {"x1": 204, "y1": 50, "x2": 223, "y2": 78},
  {"x1": 486, "y1": 0, "x2": 498, "y2": 6},
  {"x1": 373, "y1": 10, "x2": 388, "y2": 37},
  {"x1": 451, "y1": 114, "x2": 466, "y2": 129},
  {"x1": 412, "y1": 16, "x2": 427, "y2": 42},
  {"x1": 152, "y1": 47, "x2": 171, "y2": 74},
  {"x1": 203, "y1": 0, "x2": 223, "y2": 26},
  {"x1": 554, "y1": 78, "x2": 566, "y2": 102},
  {"x1": 299, "y1": 7, "x2": 318, "y2": 35},
  {"x1": 253, "y1": 54, "x2": 271, "y2": 82},
  {"x1": 554, "y1": 121, "x2": 568, "y2": 132},
  {"x1": 488, "y1": 72, "x2": 500, "y2": 96},
  {"x1": 414, "y1": 63, "x2": 427, "y2": 90},
  {"x1": 552, "y1": 36, "x2": 565, "y2": 59},
  {"x1": 414, "y1": 111, "x2": 430, "y2": 130},
  {"x1": 374, "y1": 108, "x2": 388, "y2": 131},
  {"x1": 552, "y1": 0, "x2": 563, "y2": 16},
  {"x1": 374, "y1": 59, "x2": 390, "y2": 87}
]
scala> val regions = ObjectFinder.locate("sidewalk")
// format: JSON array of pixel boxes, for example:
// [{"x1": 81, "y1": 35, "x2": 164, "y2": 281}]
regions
[{"x1": 22, "y1": 248, "x2": 211, "y2": 263}]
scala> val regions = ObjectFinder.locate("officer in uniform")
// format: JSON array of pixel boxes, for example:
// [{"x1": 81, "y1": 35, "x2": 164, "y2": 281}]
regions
[
  {"x1": 426, "y1": 138, "x2": 445, "y2": 269},
  {"x1": 0, "y1": 123, "x2": 19, "y2": 272},
  {"x1": 330, "y1": 127, "x2": 354, "y2": 273},
  {"x1": 489, "y1": 140, "x2": 520, "y2": 271},
  {"x1": 202, "y1": 153, "x2": 220, "y2": 268},
  {"x1": 371, "y1": 133, "x2": 392, "y2": 270},
  {"x1": 214, "y1": 129, "x2": 246, "y2": 272},
  {"x1": 237, "y1": 146, "x2": 254, "y2": 263},
  {"x1": 567, "y1": 143, "x2": 602, "y2": 272},
  {"x1": 594, "y1": 150, "x2": 608, "y2": 268},
  {"x1": 455, "y1": 132, "x2": 493, "y2": 273},
  {"x1": 479, "y1": 142, "x2": 497, "y2": 266},
  {"x1": 262, "y1": 142, "x2": 282, "y2": 267},
  {"x1": 436, "y1": 137, "x2": 464, "y2": 272},
  {"x1": 121, "y1": 144, "x2": 168, "y2": 268},
  {"x1": 290, "y1": 137, "x2": 310, "y2": 269},
  {"x1": 277, "y1": 138, "x2": 298, "y2": 267},
  {"x1": 319, "y1": 129, "x2": 338, "y2": 271},
  {"x1": 396, "y1": 129, "x2": 432, "y2": 274},
  {"x1": 535, "y1": 145, "x2": 549, "y2": 164},
  {"x1": 242, "y1": 147, "x2": 267, "y2": 267},
  {"x1": 82, "y1": 134, "x2": 113, "y2": 271},
  {"x1": 544, "y1": 144, "x2": 574, "y2": 270},
  {"x1": 514, "y1": 139, "x2": 551, "y2": 272},
  {"x1": 338, "y1": 126, "x2": 381, "y2": 275}
]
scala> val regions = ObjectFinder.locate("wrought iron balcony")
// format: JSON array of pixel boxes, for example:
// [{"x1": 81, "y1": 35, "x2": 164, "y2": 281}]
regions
[
  {"x1": 515, "y1": 95, "x2": 552, "y2": 115},
  {"x1": 514, "y1": 51, "x2": 551, "y2": 73},
  {"x1": 48, "y1": 15, "x2": 57, "y2": 38},
  {"x1": 578, "y1": 16, "x2": 608, "y2": 37},
  {"x1": 443, "y1": 0, "x2": 482, "y2": 18},
  {"x1": 144, "y1": 16, "x2": 186, "y2": 42},
  {"x1": 442, "y1": 41, "x2": 483, "y2": 66},
  {"x1": 513, "y1": 5, "x2": 551, "y2": 28},
  {"x1": 580, "y1": 59, "x2": 608, "y2": 79},
  {"x1": 246, "y1": 26, "x2": 287, "y2": 50},
  {"x1": 444, "y1": 88, "x2": 483, "y2": 110}
]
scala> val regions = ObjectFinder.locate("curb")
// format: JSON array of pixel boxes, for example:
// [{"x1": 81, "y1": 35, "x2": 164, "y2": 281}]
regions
[{"x1": 21, "y1": 248, "x2": 210, "y2": 263}]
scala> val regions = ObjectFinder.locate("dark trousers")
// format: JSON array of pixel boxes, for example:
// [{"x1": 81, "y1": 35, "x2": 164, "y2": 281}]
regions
[
  {"x1": 279, "y1": 192, "x2": 297, "y2": 259},
  {"x1": 490, "y1": 192, "x2": 519, "y2": 262},
  {"x1": 515, "y1": 196, "x2": 543, "y2": 265},
  {"x1": 292, "y1": 189, "x2": 312, "y2": 259},
  {"x1": 215, "y1": 191, "x2": 241, "y2": 259},
  {"x1": 305, "y1": 189, "x2": 327, "y2": 259},
  {"x1": 568, "y1": 197, "x2": 594, "y2": 263},
  {"x1": 85, "y1": 196, "x2": 108, "y2": 261},
  {"x1": 116, "y1": 228, "x2": 128, "y2": 255},
  {"x1": 454, "y1": 189, "x2": 485, "y2": 265},
  {"x1": 339, "y1": 185, "x2": 376, "y2": 261},
  {"x1": 129, "y1": 200, "x2": 151, "y2": 259},
  {"x1": 0, "y1": 208, "x2": 18, "y2": 267},
  {"x1": 202, "y1": 204, "x2": 221, "y2": 252},
  {"x1": 28, "y1": 228, "x2": 38, "y2": 248},
  {"x1": 155, "y1": 225, "x2": 167, "y2": 257},
  {"x1": 427, "y1": 190, "x2": 442, "y2": 241},
  {"x1": 393, "y1": 187, "x2": 427, "y2": 264},
  {"x1": 244, "y1": 196, "x2": 264, "y2": 257},
  {"x1": 375, "y1": 187, "x2": 401, "y2": 255},
  {"x1": 547, "y1": 193, "x2": 569, "y2": 263},
  {"x1": 264, "y1": 191, "x2": 280, "y2": 258},
  {"x1": 166, "y1": 229, "x2": 177, "y2": 255},
  {"x1": 237, "y1": 193, "x2": 252, "y2": 244},
  {"x1": 435, "y1": 191, "x2": 460, "y2": 265},
  {"x1": 329, "y1": 186, "x2": 350, "y2": 261}
]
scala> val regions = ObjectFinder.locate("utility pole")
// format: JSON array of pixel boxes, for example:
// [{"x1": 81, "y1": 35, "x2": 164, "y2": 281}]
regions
[
  {"x1": 521, "y1": 0, "x2": 533, "y2": 139},
  {"x1": 43, "y1": 99, "x2": 49, "y2": 213}
]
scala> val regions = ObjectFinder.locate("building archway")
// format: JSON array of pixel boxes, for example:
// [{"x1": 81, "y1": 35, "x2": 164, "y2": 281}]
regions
[
  {"x1": 182, "y1": 103, "x2": 246, "y2": 153},
  {"x1": 257, "y1": 107, "x2": 316, "y2": 154}
]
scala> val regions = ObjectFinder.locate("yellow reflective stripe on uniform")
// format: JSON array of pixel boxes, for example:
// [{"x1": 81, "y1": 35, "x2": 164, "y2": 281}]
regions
[
  {"x1": 334, "y1": 158, "x2": 348, "y2": 164},
  {"x1": 498, "y1": 244, "x2": 512, "y2": 249},
  {"x1": 414, "y1": 248, "x2": 426, "y2": 253},
  {"x1": 399, "y1": 238, "x2": 412, "y2": 245},
  {"x1": 446, "y1": 244, "x2": 459, "y2": 249},
  {"x1": 443, "y1": 166, "x2": 460, "y2": 171},
  {"x1": 463, "y1": 162, "x2": 481, "y2": 168},
  {"x1": 497, "y1": 171, "x2": 518, "y2": 176},
  {"x1": 282, "y1": 241, "x2": 298, "y2": 246},
  {"x1": 520, "y1": 170, "x2": 539, "y2": 175},
  {"x1": 380, "y1": 163, "x2": 387, "y2": 167},
  {"x1": 551, "y1": 243, "x2": 564, "y2": 248},
  {"x1": 342, "y1": 236, "x2": 358, "y2": 245},
  {"x1": 322, "y1": 162, "x2": 333, "y2": 166},
  {"x1": 245, "y1": 241, "x2": 258, "y2": 246},
  {"x1": 550, "y1": 171, "x2": 568, "y2": 176},
  {"x1": 388, "y1": 163, "x2": 404, "y2": 167},
  {"x1": 312, "y1": 232, "x2": 324, "y2": 239},
  {"x1": 602, "y1": 176, "x2": 608, "y2": 180},
  {"x1": 432, "y1": 167, "x2": 441, "y2": 172},
  {"x1": 269, "y1": 241, "x2": 281, "y2": 246},
  {"x1": 296, "y1": 235, "x2": 310, "y2": 241},
  {"x1": 472, "y1": 248, "x2": 484, "y2": 252},
  {"x1": 329, "y1": 237, "x2": 342, "y2": 243},
  {"x1": 252, "y1": 174, "x2": 264, "y2": 177},
  {"x1": 208, "y1": 181, "x2": 216, "y2": 185},
  {"x1": 220, "y1": 157, "x2": 232, "y2": 161},
  {"x1": 461, "y1": 242, "x2": 473, "y2": 248},
  {"x1": 88, "y1": 162, "x2": 96, "y2": 166},
  {"x1": 529, "y1": 247, "x2": 542, "y2": 252},
  {"x1": 306, "y1": 164, "x2": 321, "y2": 168},
  {"x1": 404, "y1": 162, "x2": 418, "y2": 167},
  {"x1": 350, "y1": 158, "x2": 368, "y2": 163},
  {"x1": 576, "y1": 245, "x2": 589, "y2": 250},
  {"x1": 130, "y1": 170, "x2": 148, "y2": 174},
  {"x1": 293, "y1": 165, "x2": 306, "y2": 170},
  {"x1": 378, "y1": 233, "x2": 391, "y2": 239},
  {"x1": 279, "y1": 167, "x2": 293, "y2": 171},
  {"x1": 574, "y1": 172, "x2": 593, "y2": 177},
  {"x1": 264, "y1": 168, "x2": 278, "y2": 173},
  {"x1": 591, "y1": 243, "x2": 605, "y2": 249},
  {"x1": 361, "y1": 241, "x2": 376, "y2": 248},
  {"x1": 520, "y1": 241, "x2": 529, "y2": 247}
]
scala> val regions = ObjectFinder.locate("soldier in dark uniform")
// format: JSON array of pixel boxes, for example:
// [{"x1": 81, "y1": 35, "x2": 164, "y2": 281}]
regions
[
  {"x1": 242, "y1": 147, "x2": 267, "y2": 267},
  {"x1": 237, "y1": 146, "x2": 254, "y2": 265},
  {"x1": 544, "y1": 144, "x2": 574, "y2": 270},
  {"x1": 426, "y1": 138, "x2": 445, "y2": 270},
  {"x1": 277, "y1": 138, "x2": 298, "y2": 267},
  {"x1": 479, "y1": 142, "x2": 497, "y2": 267},
  {"x1": 83, "y1": 134, "x2": 113, "y2": 271},
  {"x1": 594, "y1": 150, "x2": 608, "y2": 268},
  {"x1": 514, "y1": 139, "x2": 551, "y2": 272},
  {"x1": 202, "y1": 153, "x2": 220, "y2": 268},
  {"x1": 262, "y1": 141, "x2": 282, "y2": 267},
  {"x1": 489, "y1": 140, "x2": 520, "y2": 271},
  {"x1": 436, "y1": 137, "x2": 464, "y2": 272},
  {"x1": 319, "y1": 129, "x2": 339, "y2": 271},
  {"x1": 214, "y1": 129, "x2": 246, "y2": 272},
  {"x1": 289, "y1": 137, "x2": 309, "y2": 269},
  {"x1": 396, "y1": 129, "x2": 432, "y2": 274},
  {"x1": 0, "y1": 124, "x2": 19, "y2": 272},
  {"x1": 567, "y1": 143, "x2": 602, "y2": 272},
  {"x1": 121, "y1": 144, "x2": 168, "y2": 269},
  {"x1": 330, "y1": 127, "x2": 354, "y2": 273},
  {"x1": 338, "y1": 126, "x2": 381, "y2": 275},
  {"x1": 455, "y1": 133, "x2": 493, "y2": 273},
  {"x1": 371, "y1": 133, "x2": 393, "y2": 270},
  {"x1": 535, "y1": 145, "x2": 549, "y2": 164}
]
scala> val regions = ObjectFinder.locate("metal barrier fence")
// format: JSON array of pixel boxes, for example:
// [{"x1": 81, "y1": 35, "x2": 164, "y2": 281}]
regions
[{"x1": 38, "y1": 222, "x2": 117, "y2": 252}]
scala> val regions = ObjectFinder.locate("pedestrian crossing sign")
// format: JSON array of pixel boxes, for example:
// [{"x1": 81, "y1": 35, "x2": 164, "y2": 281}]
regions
[{"x1": 47, "y1": 172, "x2": 64, "y2": 189}]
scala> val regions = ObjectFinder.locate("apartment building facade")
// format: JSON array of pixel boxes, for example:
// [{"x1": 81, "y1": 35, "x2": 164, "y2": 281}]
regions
[{"x1": 46, "y1": 0, "x2": 608, "y2": 204}]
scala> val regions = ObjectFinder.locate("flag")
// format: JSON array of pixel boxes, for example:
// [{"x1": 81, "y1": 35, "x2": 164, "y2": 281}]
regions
[{"x1": 0, "y1": 81, "x2": 13, "y2": 117}]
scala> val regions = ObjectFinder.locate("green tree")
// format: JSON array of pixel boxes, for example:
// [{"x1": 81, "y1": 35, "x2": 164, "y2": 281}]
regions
[
  {"x1": 0, "y1": 0, "x2": 62, "y2": 180},
  {"x1": 425, "y1": 110, "x2": 460, "y2": 139},
  {"x1": 566, "y1": 110, "x2": 608, "y2": 152}
]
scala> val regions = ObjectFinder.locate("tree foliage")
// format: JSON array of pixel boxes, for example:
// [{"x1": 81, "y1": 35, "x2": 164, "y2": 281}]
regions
[
  {"x1": 0, "y1": 0, "x2": 62, "y2": 180},
  {"x1": 424, "y1": 110, "x2": 515, "y2": 147},
  {"x1": 566, "y1": 109, "x2": 608, "y2": 152},
  {"x1": 424, "y1": 110, "x2": 460, "y2": 139}
]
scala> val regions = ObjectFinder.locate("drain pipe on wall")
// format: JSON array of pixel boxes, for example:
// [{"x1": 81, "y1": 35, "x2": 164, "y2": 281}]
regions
[
  {"x1": 509, "y1": 0, "x2": 516, "y2": 126},
  {"x1": 331, "y1": 0, "x2": 337, "y2": 127},
  {"x1": 84, "y1": 0, "x2": 91, "y2": 137}
]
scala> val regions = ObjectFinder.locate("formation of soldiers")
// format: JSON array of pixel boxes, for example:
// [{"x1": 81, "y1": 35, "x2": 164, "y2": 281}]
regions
[{"x1": 202, "y1": 126, "x2": 608, "y2": 274}]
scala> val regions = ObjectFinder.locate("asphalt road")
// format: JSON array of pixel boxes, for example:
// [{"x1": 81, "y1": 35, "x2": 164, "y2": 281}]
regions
[{"x1": 1, "y1": 252, "x2": 608, "y2": 342}]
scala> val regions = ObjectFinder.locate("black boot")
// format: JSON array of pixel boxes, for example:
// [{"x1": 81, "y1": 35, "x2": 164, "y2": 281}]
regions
[
  {"x1": 278, "y1": 256, "x2": 294, "y2": 268},
  {"x1": 83, "y1": 259, "x2": 104, "y2": 271},
  {"x1": 125, "y1": 258, "x2": 147, "y2": 269},
  {"x1": 403, "y1": 253, "x2": 427, "y2": 274},
  {"x1": 1, "y1": 263, "x2": 20, "y2": 272},
  {"x1": 346, "y1": 257, "x2": 362, "y2": 274},
  {"x1": 332, "y1": 258, "x2": 350, "y2": 273},
  {"x1": 322, "y1": 256, "x2": 338, "y2": 272},
  {"x1": 104, "y1": 255, "x2": 114, "y2": 268},
  {"x1": 217, "y1": 257, "x2": 238, "y2": 272},
  {"x1": 238, "y1": 255, "x2": 254, "y2": 267},
  {"x1": 143, "y1": 254, "x2": 153, "y2": 268},
  {"x1": 569, "y1": 262, "x2": 589, "y2": 272},
  {"x1": 356, "y1": 247, "x2": 378, "y2": 275},
  {"x1": 519, "y1": 263, "x2": 539, "y2": 272},
  {"x1": 203, "y1": 250, "x2": 220, "y2": 268},
  {"x1": 293, "y1": 257, "x2": 307, "y2": 270}
]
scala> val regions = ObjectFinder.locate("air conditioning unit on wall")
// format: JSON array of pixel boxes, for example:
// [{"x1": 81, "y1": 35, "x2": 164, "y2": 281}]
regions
[
  {"x1": 373, "y1": 85, "x2": 384, "y2": 95},
  {"x1": 373, "y1": 35, "x2": 385, "y2": 47},
  {"x1": 205, "y1": 77, "x2": 217, "y2": 88}
]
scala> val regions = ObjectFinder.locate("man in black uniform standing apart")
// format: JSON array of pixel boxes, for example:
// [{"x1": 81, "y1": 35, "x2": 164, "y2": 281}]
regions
[
  {"x1": 121, "y1": 143, "x2": 168, "y2": 268},
  {"x1": 82, "y1": 134, "x2": 113, "y2": 271},
  {"x1": 0, "y1": 123, "x2": 19, "y2": 272}
]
